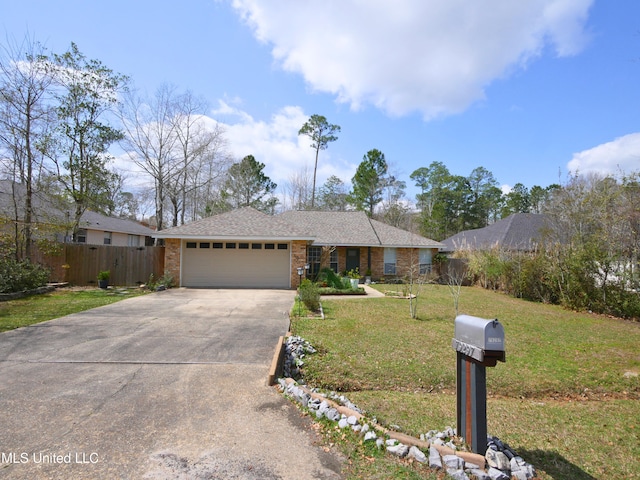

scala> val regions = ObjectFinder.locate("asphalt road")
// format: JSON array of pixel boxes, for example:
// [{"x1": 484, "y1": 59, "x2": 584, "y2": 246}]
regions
[{"x1": 0, "y1": 288, "x2": 344, "y2": 479}]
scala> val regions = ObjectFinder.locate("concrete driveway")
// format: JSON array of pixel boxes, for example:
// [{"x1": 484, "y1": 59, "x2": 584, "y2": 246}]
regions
[{"x1": 0, "y1": 289, "x2": 343, "y2": 479}]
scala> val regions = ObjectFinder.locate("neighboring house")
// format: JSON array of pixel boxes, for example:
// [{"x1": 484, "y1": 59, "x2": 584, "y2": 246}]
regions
[
  {"x1": 153, "y1": 207, "x2": 444, "y2": 289},
  {"x1": 74, "y1": 210, "x2": 155, "y2": 247},
  {"x1": 441, "y1": 213, "x2": 551, "y2": 253},
  {"x1": 0, "y1": 180, "x2": 155, "y2": 248}
]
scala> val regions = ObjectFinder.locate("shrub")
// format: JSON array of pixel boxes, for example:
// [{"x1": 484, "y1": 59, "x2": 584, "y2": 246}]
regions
[
  {"x1": 0, "y1": 258, "x2": 50, "y2": 293},
  {"x1": 299, "y1": 279, "x2": 320, "y2": 312},
  {"x1": 146, "y1": 273, "x2": 175, "y2": 291},
  {"x1": 319, "y1": 267, "x2": 348, "y2": 290}
]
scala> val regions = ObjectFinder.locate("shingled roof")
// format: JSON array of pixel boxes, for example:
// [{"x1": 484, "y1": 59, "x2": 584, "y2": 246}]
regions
[
  {"x1": 278, "y1": 210, "x2": 380, "y2": 245},
  {"x1": 79, "y1": 210, "x2": 155, "y2": 236},
  {"x1": 280, "y1": 210, "x2": 443, "y2": 247},
  {"x1": 154, "y1": 207, "x2": 313, "y2": 240},
  {"x1": 0, "y1": 180, "x2": 155, "y2": 237},
  {"x1": 155, "y1": 207, "x2": 444, "y2": 248},
  {"x1": 441, "y1": 213, "x2": 551, "y2": 252}
]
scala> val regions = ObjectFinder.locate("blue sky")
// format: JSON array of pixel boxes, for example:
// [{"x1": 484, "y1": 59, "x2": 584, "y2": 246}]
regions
[{"x1": 3, "y1": 0, "x2": 640, "y2": 202}]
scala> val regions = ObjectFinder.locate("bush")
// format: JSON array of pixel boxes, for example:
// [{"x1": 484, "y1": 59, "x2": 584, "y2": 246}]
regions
[
  {"x1": 146, "y1": 273, "x2": 174, "y2": 291},
  {"x1": 318, "y1": 267, "x2": 348, "y2": 290},
  {"x1": 0, "y1": 258, "x2": 50, "y2": 293},
  {"x1": 299, "y1": 279, "x2": 320, "y2": 312}
]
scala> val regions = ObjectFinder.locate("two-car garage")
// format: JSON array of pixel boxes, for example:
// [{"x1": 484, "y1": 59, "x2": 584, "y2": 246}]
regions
[{"x1": 180, "y1": 240, "x2": 291, "y2": 288}]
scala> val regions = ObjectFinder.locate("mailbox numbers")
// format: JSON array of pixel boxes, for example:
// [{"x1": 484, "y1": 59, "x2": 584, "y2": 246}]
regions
[{"x1": 453, "y1": 339, "x2": 482, "y2": 361}]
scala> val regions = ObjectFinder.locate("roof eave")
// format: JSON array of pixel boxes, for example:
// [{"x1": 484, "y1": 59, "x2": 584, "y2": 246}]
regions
[{"x1": 153, "y1": 233, "x2": 315, "y2": 241}]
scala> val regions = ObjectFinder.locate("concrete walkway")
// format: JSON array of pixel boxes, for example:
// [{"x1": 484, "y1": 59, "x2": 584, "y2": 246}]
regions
[{"x1": 0, "y1": 288, "x2": 343, "y2": 479}]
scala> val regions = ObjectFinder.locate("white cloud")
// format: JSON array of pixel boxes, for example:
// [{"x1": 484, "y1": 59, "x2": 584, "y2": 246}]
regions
[
  {"x1": 230, "y1": 0, "x2": 593, "y2": 119},
  {"x1": 113, "y1": 102, "x2": 356, "y2": 204},
  {"x1": 213, "y1": 102, "x2": 357, "y2": 189},
  {"x1": 568, "y1": 133, "x2": 640, "y2": 176}
]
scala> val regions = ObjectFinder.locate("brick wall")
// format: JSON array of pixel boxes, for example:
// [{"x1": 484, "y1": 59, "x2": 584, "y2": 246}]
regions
[
  {"x1": 290, "y1": 240, "x2": 307, "y2": 288},
  {"x1": 369, "y1": 247, "x2": 384, "y2": 279},
  {"x1": 396, "y1": 248, "x2": 418, "y2": 278},
  {"x1": 164, "y1": 238, "x2": 181, "y2": 285}
]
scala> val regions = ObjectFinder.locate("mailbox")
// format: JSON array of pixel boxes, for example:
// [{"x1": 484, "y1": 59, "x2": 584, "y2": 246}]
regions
[
  {"x1": 452, "y1": 314, "x2": 506, "y2": 454},
  {"x1": 452, "y1": 315, "x2": 505, "y2": 366}
]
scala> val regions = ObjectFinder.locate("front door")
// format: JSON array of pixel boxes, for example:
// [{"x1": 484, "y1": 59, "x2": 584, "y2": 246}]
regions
[{"x1": 346, "y1": 248, "x2": 360, "y2": 274}]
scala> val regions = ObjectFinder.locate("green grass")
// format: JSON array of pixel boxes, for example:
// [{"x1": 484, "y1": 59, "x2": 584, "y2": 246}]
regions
[
  {"x1": 291, "y1": 284, "x2": 640, "y2": 480},
  {"x1": 0, "y1": 287, "x2": 149, "y2": 332}
]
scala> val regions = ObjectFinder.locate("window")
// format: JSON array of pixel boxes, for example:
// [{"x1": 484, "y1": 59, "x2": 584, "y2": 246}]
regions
[
  {"x1": 103, "y1": 232, "x2": 112, "y2": 245},
  {"x1": 252, "y1": 243, "x2": 262, "y2": 249},
  {"x1": 277, "y1": 243, "x2": 288, "y2": 250},
  {"x1": 307, "y1": 246, "x2": 321, "y2": 277},
  {"x1": 239, "y1": 243, "x2": 249, "y2": 249},
  {"x1": 212, "y1": 242, "x2": 223, "y2": 249},
  {"x1": 419, "y1": 249, "x2": 432, "y2": 275},
  {"x1": 226, "y1": 242, "x2": 236, "y2": 249},
  {"x1": 75, "y1": 229, "x2": 87, "y2": 244},
  {"x1": 384, "y1": 248, "x2": 397, "y2": 275},
  {"x1": 264, "y1": 243, "x2": 275, "y2": 250},
  {"x1": 329, "y1": 248, "x2": 338, "y2": 273},
  {"x1": 128, "y1": 234, "x2": 139, "y2": 247},
  {"x1": 186, "y1": 242, "x2": 197, "y2": 249},
  {"x1": 199, "y1": 242, "x2": 210, "y2": 248}
]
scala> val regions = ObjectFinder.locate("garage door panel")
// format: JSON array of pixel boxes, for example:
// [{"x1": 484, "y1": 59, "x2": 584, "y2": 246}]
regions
[{"x1": 182, "y1": 242, "x2": 290, "y2": 288}]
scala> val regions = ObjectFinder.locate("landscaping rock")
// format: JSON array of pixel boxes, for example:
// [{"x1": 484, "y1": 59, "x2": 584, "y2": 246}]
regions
[
  {"x1": 408, "y1": 446, "x2": 427, "y2": 463},
  {"x1": 443, "y1": 454, "x2": 464, "y2": 470},
  {"x1": 363, "y1": 431, "x2": 377, "y2": 442},
  {"x1": 279, "y1": 337, "x2": 537, "y2": 480},
  {"x1": 485, "y1": 448, "x2": 510, "y2": 470},
  {"x1": 387, "y1": 443, "x2": 410, "y2": 458},
  {"x1": 446, "y1": 468, "x2": 469, "y2": 480},
  {"x1": 325, "y1": 408, "x2": 340, "y2": 421},
  {"x1": 468, "y1": 468, "x2": 491, "y2": 480},
  {"x1": 487, "y1": 466, "x2": 510, "y2": 480},
  {"x1": 428, "y1": 447, "x2": 442, "y2": 469}
]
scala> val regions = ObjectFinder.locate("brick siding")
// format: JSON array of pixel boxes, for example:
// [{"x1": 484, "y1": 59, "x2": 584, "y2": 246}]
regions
[{"x1": 165, "y1": 238, "x2": 181, "y2": 285}]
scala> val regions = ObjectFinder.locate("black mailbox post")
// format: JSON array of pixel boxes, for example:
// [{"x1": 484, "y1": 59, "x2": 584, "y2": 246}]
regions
[{"x1": 452, "y1": 315, "x2": 506, "y2": 453}]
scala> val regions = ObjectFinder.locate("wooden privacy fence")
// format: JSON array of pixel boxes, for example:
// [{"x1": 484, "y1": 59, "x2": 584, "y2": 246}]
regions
[{"x1": 36, "y1": 244, "x2": 165, "y2": 287}]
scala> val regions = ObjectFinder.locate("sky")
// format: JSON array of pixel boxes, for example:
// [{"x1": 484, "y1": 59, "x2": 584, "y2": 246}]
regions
[{"x1": 2, "y1": 0, "x2": 640, "y2": 203}]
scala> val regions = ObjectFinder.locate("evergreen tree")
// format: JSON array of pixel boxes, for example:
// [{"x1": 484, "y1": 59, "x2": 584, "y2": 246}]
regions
[
  {"x1": 298, "y1": 114, "x2": 340, "y2": 208},
  {"x1": 349, "y1": 149, "x2": 388, "y2": 217},
  {"x1": 217, "y1": 155, "x2": 277, "y2": 213}
]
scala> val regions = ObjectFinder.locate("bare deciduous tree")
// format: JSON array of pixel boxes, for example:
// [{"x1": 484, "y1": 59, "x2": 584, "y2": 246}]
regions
[
  {"x1": 168, "y1": 91, "x2": 229, "y2": 226},
  {"x1": 0, "y1": 37, "x2": 53, "y2": 259},
  {"x1": 119, "y1": 84, "x2": 179, "y2": 232},
  {"x1": 282, "y1": 166, "x2": 312, "y2": 211},
  {"x1": 442, "y1": 256, "x2": 469, "y2": 318}
]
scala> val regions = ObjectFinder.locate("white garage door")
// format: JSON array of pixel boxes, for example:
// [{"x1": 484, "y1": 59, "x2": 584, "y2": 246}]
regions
[{"x1": 181, "y1": 240, "x2": 290, "y2": 288}]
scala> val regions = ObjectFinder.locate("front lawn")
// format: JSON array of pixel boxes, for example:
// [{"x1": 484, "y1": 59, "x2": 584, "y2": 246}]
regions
[
  {"x1": 291, "y1": 284, "x2": 640, "y2": 480},
  {"x1": 0, "y1": 287, "x2": 148, "y2": 332}
]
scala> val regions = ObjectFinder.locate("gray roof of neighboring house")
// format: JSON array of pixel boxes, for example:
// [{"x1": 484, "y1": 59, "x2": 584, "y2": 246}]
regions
[
  {"x1": 155, "y1": 207, "x2": 444, "y2": 248},
  {"x1": 0, "y1": 180, "x2": 66, "y2": 225},
  {"x1": 441, "y1": 213, "x2": 551, "y2": 252},
  {"x1": 154, "y1": 207, "x2": 314, "y2": 240},
  {"x1": 78, "y1": 210, "x2": 155, "y2": 236},
  {"x1": 0, "y1": 180, "x2": 155, "y2": 237}
]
